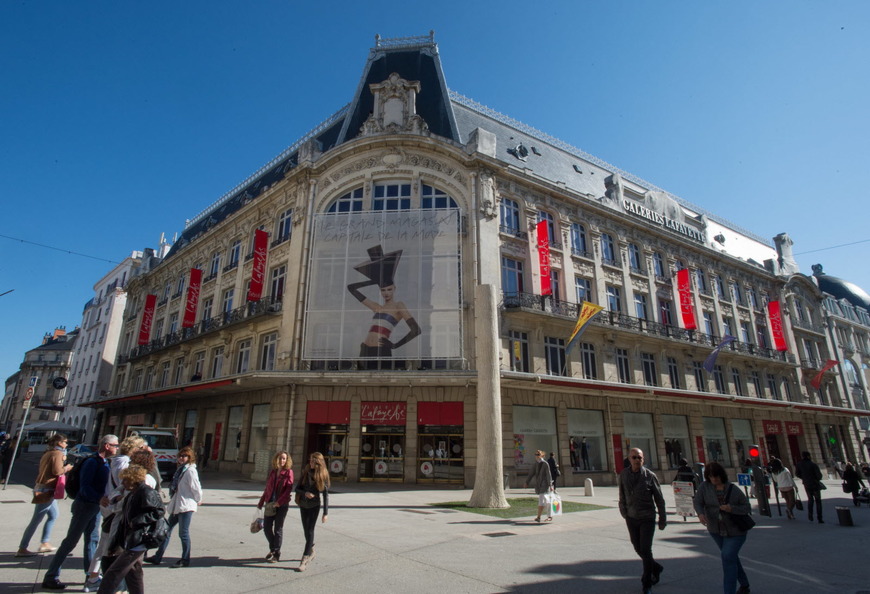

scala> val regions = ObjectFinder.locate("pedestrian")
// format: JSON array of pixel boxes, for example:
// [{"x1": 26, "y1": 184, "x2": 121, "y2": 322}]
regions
[
  {"x1": 524, "y1": 450, "x2": 553, "y2": 523},
  {"x1": 693, "y1": 462, "x2": 752, "y2": 594},
  {"x1": 618, "y1": 447, "x2": 666, "y2": 594},
  {"x1": 257, "y1": 451, "x2": 295, "y2": 562},
  {"x1": 861, "y1": 462, "x2": 870, "y2": 481},
  {"x1": 842, "y1": 462, "x2": 866, "y2": 507},
  {"x1": 42, "y1": 434, "x2": 119, "y2": 591},
  {"x1": 794, "y1": 451, "x2": 825, "y2": 523},
  {"x1": 96, "y1": 464, "x2": 165, "y2": 594},
  {"x1": 295, "y1": 451, "x2": 330, "y2": 572},
  {"x1": 768, "y1": 457, "x2": 797, "y2": 519},
  {"x1": 145, "y1": 446, "x2": 202, "y2": 567},
  {"x1": 547, "y1": 452, "x2": 560, "y2": 492},
  {"x1": 17, "y1": 433, "x2": 73, "y2": 557},
  {"x1": 1, "y1": 432, "x2": 17, "y2": 483},
  {"x1": 84, "y1": 435, "x2": 148, "y2": 591},
  {"x1": 674, "y1": 457, "x2": 699, "y2": 490}
]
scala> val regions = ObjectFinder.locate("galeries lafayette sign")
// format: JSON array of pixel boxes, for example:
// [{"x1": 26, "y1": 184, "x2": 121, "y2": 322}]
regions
[
  {"x1": 360, "y1": 402, "x2": 407, "y2": 425},
  {"x1": 622, "y1": 200, "x2": 706, "y2": 243}
]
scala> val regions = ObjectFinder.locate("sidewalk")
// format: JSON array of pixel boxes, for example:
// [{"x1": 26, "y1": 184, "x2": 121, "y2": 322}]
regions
[{"x1": 2, "y1": 456, "x2": 868, "y2": 593}]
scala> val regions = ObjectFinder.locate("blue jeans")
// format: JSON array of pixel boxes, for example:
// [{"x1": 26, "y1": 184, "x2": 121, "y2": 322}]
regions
[
  {"x1": 152, "y1": 511, "x2": 192, "y2": 562},
  {"x1": 45, "y1": 498, "x2": 100, "y2": 580},
  {"x1": 20, "y1": 499, "x2": 58, "y2": 549},
  {"x1": 709, "y1": 533, "x2": 749, "y2": 594}
]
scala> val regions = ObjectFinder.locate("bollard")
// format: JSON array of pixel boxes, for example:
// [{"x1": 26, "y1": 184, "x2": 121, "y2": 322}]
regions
[
  {"x1": 584, "y1": 477, "x2": 594, "y2": 497},
  {"x1": 836, "y1": 506, "x2": 854, "y2": 527}
]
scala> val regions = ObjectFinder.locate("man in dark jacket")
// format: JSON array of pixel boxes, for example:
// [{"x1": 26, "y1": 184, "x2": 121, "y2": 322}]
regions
[
  {"x1": 618, "y1": 448, "x2": 667, "y2": 594},
  {"x1": 43, "y1": 434, "x2": 118, "y2": 591},
  {"x1": 547, "y1": 452, "x2": 560, "y2": 492},
  {"x1": 795, "y1": 451, "x2": 825, "y2": 523}
]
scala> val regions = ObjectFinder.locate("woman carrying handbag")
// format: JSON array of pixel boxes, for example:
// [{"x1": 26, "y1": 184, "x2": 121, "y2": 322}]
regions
[
  {"x1": 257, "y1": 451, "x2": 294, "y2": 562},
  {"x1": 17, "y1": 434, "x2": 73, "y2": 557},
  {"x1": 294, "y1": 452, "x2": 330, "y2": 572}
]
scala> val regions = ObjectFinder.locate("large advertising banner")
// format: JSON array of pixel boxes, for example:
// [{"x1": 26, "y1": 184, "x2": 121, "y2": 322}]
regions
[{"x1": 303, "y1": 209, "x2": 462, "y2": 361}]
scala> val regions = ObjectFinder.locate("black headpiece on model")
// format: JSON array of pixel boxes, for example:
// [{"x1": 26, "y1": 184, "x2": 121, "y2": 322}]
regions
[{"x1": 353, "y1": 245, "x2": 403, "y2": 288}]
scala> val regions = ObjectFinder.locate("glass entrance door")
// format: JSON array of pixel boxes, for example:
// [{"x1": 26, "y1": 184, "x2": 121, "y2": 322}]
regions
[{"x1": 360, "y1": 429, "x2": 404, "y2": 481}]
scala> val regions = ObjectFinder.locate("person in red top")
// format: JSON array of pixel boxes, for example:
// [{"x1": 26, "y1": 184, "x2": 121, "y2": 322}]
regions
[{"x1": 257, "y1": 451, "x2": 294, "y2": 562}]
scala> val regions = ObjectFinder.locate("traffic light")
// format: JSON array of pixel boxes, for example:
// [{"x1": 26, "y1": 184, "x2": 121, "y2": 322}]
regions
[{"x1": 748, "y1": 444, "x2": 761, "y2": 459}]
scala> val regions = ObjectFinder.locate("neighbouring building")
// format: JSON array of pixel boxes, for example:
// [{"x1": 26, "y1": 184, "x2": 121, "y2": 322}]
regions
[{"x1": 96, "y1": 34, "x2": 869, "y2": 486}]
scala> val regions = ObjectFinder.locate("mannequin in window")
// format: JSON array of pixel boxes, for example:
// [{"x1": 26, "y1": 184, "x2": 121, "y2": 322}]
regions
[{"x1": 348, "y1": 245, "x2": 421, "y2": 369}]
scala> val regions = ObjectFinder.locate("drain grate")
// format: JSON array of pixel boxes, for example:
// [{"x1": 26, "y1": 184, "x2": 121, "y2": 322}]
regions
[
  {"x1": 483, "y1": 531, "x2": 516, "y2": 538},
  {"x1": 399, "y1": 509, "x2": 436, "y2": 515},
  {"x1": 0, "y1": 500, "x2": 26, "y2": 504}
]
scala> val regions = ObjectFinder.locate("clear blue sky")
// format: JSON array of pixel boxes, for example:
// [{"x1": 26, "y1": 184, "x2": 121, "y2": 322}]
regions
[{"x1": 2, "y1": 1, "x2": 868, "y2": 382}]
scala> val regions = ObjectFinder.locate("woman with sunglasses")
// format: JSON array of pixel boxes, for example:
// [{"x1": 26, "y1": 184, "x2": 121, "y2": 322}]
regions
[
  {"x1": 294, "y1": 452, "x2": 330, "y2": 572},
  {"x1": 145, "y1": 447, "x2": 202, "y2": 567}
]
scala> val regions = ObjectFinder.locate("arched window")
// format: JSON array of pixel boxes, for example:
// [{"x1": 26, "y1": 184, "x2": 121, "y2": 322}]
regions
[{"x1": 844, "y1": 359, "x2": 860, "y2": 385}]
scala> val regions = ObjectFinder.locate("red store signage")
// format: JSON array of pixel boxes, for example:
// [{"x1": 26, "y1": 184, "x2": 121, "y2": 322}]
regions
[
  {"x1": 361, "y1": 402, "x2": 407, "y2": 426},
  {"x1": 784, "y1": 421, "x2": 804, "y2": 436},
  {"x1": 762, "y1": 419, "x2": 782, "y2": 435}
]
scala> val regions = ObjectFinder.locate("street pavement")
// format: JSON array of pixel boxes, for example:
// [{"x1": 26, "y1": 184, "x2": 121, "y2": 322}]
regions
[{"x1": 2, "y1": 452, "x2": 869, "y2": 593}]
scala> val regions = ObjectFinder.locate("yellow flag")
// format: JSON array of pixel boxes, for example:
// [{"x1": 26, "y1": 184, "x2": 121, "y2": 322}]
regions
[{"x1": 567, "y1": 301, "x2": 604, "y2": 353}]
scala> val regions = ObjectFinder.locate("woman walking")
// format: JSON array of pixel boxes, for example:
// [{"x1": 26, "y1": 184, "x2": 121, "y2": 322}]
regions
[
  {"x1": 145, "y1": 447, "x2": 201, "y2": 567},
  {"x1": 768, "y1": 457, "x2": 798, "y2": 519},
  {"x1": 17, "y1": 434, "x2": 72, "y2": 557},
  {"x1": 258, "y1": 451, "x2": 294, "y2": 562},
  {"x1": 295, "y1": 452, "x2": 329, "y2": 572},
  {"x1": 693, "y1": 462, "x2": 752, "y2": 594},
  {"x1": 524, "y1": 450, "x2": 553, "y2": 522}
]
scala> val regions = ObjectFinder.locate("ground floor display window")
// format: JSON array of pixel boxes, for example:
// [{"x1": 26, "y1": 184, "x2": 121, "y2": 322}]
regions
[
  {"x1": 513, "y1": 405, "x2": 557, "y2": 468},
  {"x1": 567, "y1": 409, "x2": 606, "y2": 472},
  {"x1": 224, "y1": 406, "x2": 243, "y2": 462},
  {"x1": 731, "y1": 419, "x2": 753, "y2": 465},
  {"x1": 417, "y1": 402, "x2": 463, "y2": 483},
  {"x1": 622, "y1": 412, "x2": 658, "y2": 468},
  {"x1": 702, "y1": 417, "x2": 731, "y2": 467},
  {"x1": 661, "y1": 414, "x2": 690, "y2": 469},
  {"x1": 360, "y1": 402, "x2": 406, "y2": 481},
  {"x1": 306, "y1": 401, "x2": 351, "y2": 479},
  {"x1": 182, "y1": 409, "x2": 197, "y2": 448},
  {"x1": 247, "y1": 404, "x2": 270, "y2": 463},
  {"x1": 816, "y1": 423, "x2": 844, "y2": 465}
]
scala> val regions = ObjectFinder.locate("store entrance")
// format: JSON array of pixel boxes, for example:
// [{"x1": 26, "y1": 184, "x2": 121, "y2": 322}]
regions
[
  {"x1": 764, "y1": 434, "x2": 782, "y2": 462},
  {"x1": 417, "y1": 427, "x2": 463, "y2": 483},
  {"x1": 360, "y1": 427, "x2": 404, "y2": 481},
  {"x1": 307, "y1": 424, "x2": 349, "y2": 481}
]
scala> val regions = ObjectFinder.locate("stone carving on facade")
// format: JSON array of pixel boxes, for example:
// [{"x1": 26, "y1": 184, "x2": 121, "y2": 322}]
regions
[
  {"x1": 603, "y1": 172, "x2": 624, "y2": 205},
  {"x1": 360, "y1": 73, "x2": 430, "y2": 137},
  {"x1": 479, "y1": 170, "x2": 498, "y2": 219},
  {"x1": 773, "y1": 232, "x2": 800, "y2": 276}
]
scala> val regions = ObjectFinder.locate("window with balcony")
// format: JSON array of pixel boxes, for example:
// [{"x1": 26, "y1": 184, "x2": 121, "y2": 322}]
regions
[
  {"x1": 260, "y1": 333, "x2": 277, "y2": 371},
  {"x1": 703, "y1": 311, "x2": 715, "y2": 337},
  {"x1": 501, "y1": 257, "x2": 524, "y2": 297},
  {"x1": 545, "y1": 336, "x2": 566, "y2": 376},
  {"x1": 747, "y1": 288, "x2": 759, "y2": 310},
  {"x1": 660, "y1": 299, "x2": 674, "y2": 326},
  {"x1": 168, "y1": 313, "x2": 179, "y2": 335},
  {"x1": 549, "y1": 269, "x2": 561, "y2": 302},
  {"x1": 607, "y1": 286, "x2": 621, "y2": 313},
  {"x1": 667, "y1": 357, "x2": 681, "y2": 389},
  {"x1": 508, "y1": 330, "x2": 529, "y2": 372},
  {"x1": 192, "y1": 352, "x2": 205, "y2": 381},
  {"x1": 209, "y1": 252, "x2": 221, "y2": 278},
  {"x1": 756, "y1": 324, "x2": 769, "y2": 349},
  {"x1": 628, "y1": 243, "x2": 643, "y2": 273},
  {"x1": 740, "y1": 322, "x2": 751, "y2": 344},
  {"x1": 499, "y1": 198, "x2": 522, "y2": 236},
  {"x1": 579, "y1": 343, "x2": 597, "y2": 380},
  {"x1": 236, "y1": 339, "x2": 252, "y2": 374},
  {"x1": 723, "y1": 317, "x2": 734, "y2": 338},
  {"x1": 227, "y1": 239, "x2": 241, "y2": 269},
  {"x1": 696, "y1": 269, "x2": 708, "y2": 294},
  {"x1": 201, "y1": 297, "x2": 213, "y2": 323},
  {"x1": 175, "y1": 274, "x2": 185, "y2": 298},
  {"x1": 653, "y1": 252, "x2": 666, "y2": 279},
  {"x1": 575, "y1": 277, "x2": 592, "y2": 303},
  {"x1": 616, "y1": 348, "x2": 631, "y2": 383},
  {"x1": 731, "y1": 282, "x2": 744, "y2": 305},
  {"x1": 571, "y1": 222, "x2": 589, "y2": 257},
  {"x1": 153, "y1": 318, "x2": 164, "y2": 340},
  {"x1": 270, "y1": 265, "x2": 286, "y2": 302},
  {"x1": 173, "y1": 357, "x2": 185, "y2": 385},
  {"x1": 211, "y1": 346, "x2": 224, "y2": 379},
  {"x1": 601, "y1": 233, "x2": 616, "y2": 265},
  {"x1": 641, "y1": 353, "x2": 658, "y2": 386},
  {"x1": 222, "y1": 288, "x2": 235, "y2": 315},
  {"x1": 635, "y1": 294, "x2": 648, "y2": 320},
  {"x1": 275, "y1": 208, "x2": 293, "y2": 244},
  {"x1": 715, "y1": 275, "x2": 727, "y2": 300}
]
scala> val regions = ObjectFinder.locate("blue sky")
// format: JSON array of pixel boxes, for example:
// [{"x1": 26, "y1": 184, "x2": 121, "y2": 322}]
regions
[{"x1": 2, "y1": 1, "x2": 868, "y2": 382}]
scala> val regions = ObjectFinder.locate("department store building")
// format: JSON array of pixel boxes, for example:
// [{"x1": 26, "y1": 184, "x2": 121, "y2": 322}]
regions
[{"x1": 97, "y1": 34, "x2": 869, "y2": 486}]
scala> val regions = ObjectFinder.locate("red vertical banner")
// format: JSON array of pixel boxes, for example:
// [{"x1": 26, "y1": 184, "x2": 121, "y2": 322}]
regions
[
  {"x1": 676, "y1": 269, "x2": 697, "y2": 329},
  {"x1": 536, "y1": 220, "x2": 551, "y2": 296},
  {"x1": 612, "y1": 434, "x2": 624, "y2": 473},
  {"x1": 211, "y1": 422, "x2": 222, "y2": 461},
  {"x1": 768, "y1": 300, "x2": 788, "y2": 351},
  {"x1": 182, "y1": 268, "x2": 202, "y2": 328},
  {"x1": 246, "y1": 229, "x2": 268, "y2": 302},
  {"x1": 137, "y1": 294, "x2": 157, "y2": 345},
  {"x1": 695, "y1": 435, "x2": 706, "y2": 464}
]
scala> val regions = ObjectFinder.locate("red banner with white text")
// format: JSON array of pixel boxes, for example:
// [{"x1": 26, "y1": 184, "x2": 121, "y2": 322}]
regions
[
  {"x1": 182, "y1": 268, "x2": 202, "y2": 328},
  {"x1": 137, "y1": 294, "x2": 157, "y2": 345},
  {"x1": 537, "y1": 221, "x2": 551, "y2": 296},
  {"x1": 767, "y1": 300, "x2": 788, "y2": 351},
  {"x1": 676, "y1": 269, "x2": 696, "y2": 330},
  {"x1": 246, "y1": 229, "x2": 269, "y2": 302}
]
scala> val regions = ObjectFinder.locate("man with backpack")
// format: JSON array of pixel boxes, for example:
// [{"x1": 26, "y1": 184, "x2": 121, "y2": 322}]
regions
[{"x1": 42, "y1": 434, "x2": 118, "y2": 591}]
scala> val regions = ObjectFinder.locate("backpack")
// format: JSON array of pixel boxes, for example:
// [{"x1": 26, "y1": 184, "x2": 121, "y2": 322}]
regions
[{"x1": 65, "y1": 454, "x2": 99, "y2": 499}]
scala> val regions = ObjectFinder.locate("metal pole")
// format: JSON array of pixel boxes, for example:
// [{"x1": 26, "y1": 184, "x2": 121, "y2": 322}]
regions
[{"x1": 2, "y1": 397, "x2": 33, "y2": 490}]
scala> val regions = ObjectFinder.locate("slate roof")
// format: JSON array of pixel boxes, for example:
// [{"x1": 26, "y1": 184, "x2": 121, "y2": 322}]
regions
[
  {"x1": 164, "y1": 33, "x2": 769, "y2": 262},
  {"x1": 815, "y1": 271, "x2": 870, "y2": 311}
]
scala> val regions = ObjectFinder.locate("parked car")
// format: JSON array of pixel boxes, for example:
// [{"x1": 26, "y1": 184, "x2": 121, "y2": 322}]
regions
[{"x1": 66, "y1": 443, "x2": 96, "y2": 465}]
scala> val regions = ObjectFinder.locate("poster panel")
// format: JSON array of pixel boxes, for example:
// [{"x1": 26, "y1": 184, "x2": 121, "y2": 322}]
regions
[{"x1": 303, "y1": 209, "x2": 461, "y2": 360}]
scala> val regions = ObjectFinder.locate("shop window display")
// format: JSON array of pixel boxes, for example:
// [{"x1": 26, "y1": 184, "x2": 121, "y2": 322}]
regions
[
  {"x1": 513, "y1": 405, "x2": 557, "y2": 468},
  {"x1": 731, "y1": 419, "x2": 753, "y2": 465},
  {"x1": 661, "y1": 414, "x2": 690, "y2": 469},
  {"x1": 702, "y1": 417, "x2": 731, "y2": 466},
  {"x1": 567, "y1": 409, "x2": 606, "y2": 472},
  {"x1": 622, "y1": 412, "x2": 658, "y2": 468}
]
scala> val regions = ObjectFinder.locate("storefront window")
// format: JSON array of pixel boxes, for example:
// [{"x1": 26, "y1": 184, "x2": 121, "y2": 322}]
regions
[
  {"x1": 702, "y1": 417, "x2": 731, "y2": 466},
  {"x1": 731, "y1": 419, "x2": 753, "y2": 466},
  {"x1": 319, "y1": 427, "x2": 349, "y2": 479},
  {"x1": 661, "y1": 414, "x2": 690, "y2": 469},
  {"x1": 567, "y1": 409, "x2": 606, "y2": 472},
  {"x1": 224, "y1": 406, "x2": 243, "y2": 462},
  {"x1": 182, "y1": 410, "x2": 197, "y2": 448},
  {"x1": 360, "y1": 402, "x2": 406, "y2": 481},
  {"x1": 623, "y1": 412, "x2": 658, "y2": 468},
  {"x1": 513, "y1": 405, "x2": 557, "y2": 468},
  {"x1": 247, "y1": 404, "x2": 270, "y2": 463},
  {"x1": 816, "y1": 423, "x2": 844, "y2": 465},
  {"x1": 418, "y1": 402, "x2": 463, "y2": 483}
]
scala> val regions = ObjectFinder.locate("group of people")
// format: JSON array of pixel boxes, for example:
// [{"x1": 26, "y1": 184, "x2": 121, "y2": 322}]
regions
[
  {"x1": 17, "y1": 433, "x2": 201, "y2": 593},
  {"x1": 255, "y1": 451, "x2": 330, "y2": 572}
]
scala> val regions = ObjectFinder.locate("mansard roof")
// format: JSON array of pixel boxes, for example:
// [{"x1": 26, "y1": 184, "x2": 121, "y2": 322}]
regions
[
  {"x1": 814, "y1": 266, "x2": 870, "y2": 311},
  {"x1": 165, "y1": 33, "x2": 768, "y2": 261}
]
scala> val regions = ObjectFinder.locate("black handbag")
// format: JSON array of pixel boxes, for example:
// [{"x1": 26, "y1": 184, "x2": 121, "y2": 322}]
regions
[
  {"x1": 725, "y1": 485, "x2": 756, "y2": 531},
  {"x1": 843, "y1": 481, "x2": 853, "y2": 494}
]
